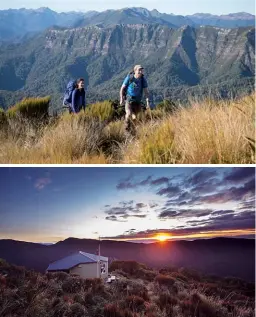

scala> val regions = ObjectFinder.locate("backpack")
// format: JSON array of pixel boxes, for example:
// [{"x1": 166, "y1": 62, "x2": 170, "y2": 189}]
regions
[
  {"x1": 123, "y1": 72, "x2": 145, "y2": 100},
  {"x1": 63, "y1": 80, "x2": 77, "y2": 105}
]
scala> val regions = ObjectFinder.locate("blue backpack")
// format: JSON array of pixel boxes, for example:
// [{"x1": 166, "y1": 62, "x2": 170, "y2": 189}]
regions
[
  {"x1": 123, "y1": 72, "x2": 145, "y2": 100},
  {"x1": 63, "y1": 80, "x2": 77, "y2": 105}
]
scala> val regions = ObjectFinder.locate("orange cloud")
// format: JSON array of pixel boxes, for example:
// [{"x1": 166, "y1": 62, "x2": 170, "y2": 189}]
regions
[{"x1": 103, "y1": 228, "x2": 255, "y2": 242}]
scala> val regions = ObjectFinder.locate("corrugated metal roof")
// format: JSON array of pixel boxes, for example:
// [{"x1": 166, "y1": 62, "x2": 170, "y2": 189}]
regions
[
  {"x1": 47, "y1": 251, "x2": 108, "y2": 271},
  {"x1": 80, "y1": 251, "x2": 108, "y2": 262}
]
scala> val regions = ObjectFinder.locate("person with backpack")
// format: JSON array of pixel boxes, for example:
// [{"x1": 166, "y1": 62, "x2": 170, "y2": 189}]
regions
[
  {"x1": 120, "y1": 65, "x2": 150, "y2": 131},
  {"x1": 63, "y1": 78, "x2": 86, "y2": 114}
]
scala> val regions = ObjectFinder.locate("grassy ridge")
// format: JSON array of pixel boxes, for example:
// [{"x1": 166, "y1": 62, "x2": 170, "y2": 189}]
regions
[
  {"x1": 0, "y1": 259, "x2": 254, "y2": 317},
  {"x1": 0, "y1": 94, "x2": 255, "y2": 164}
]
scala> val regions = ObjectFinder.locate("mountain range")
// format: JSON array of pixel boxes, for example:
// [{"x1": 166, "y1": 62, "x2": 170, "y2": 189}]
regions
[
  {"x1": 0, "y1": 23, "x2": 254, "y2": 110},
  {"x1": 0, "y1": 237, "x2": 254, "y2": 281},
  {"x1": 0, "y1": 7, "x2": 255, "y2": 43}
]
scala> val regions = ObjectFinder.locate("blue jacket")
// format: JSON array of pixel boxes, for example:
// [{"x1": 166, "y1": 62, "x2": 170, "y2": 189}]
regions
[{"x1": 70, "y1": 88, "x2": 86, "y2": 113}]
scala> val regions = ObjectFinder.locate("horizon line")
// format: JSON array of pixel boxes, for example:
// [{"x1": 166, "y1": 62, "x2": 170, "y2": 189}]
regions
[
  {"x1": 0, "y1": 6, "x2": 255, "y2": 16},
  {"x1": 0, "y1": 236, "x2": 254, "y2": 245}
]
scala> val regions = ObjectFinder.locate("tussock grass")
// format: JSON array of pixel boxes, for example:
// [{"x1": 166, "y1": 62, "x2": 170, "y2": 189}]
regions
[
  {"x1": 172, "y1": 94, "x2": 255, "y2": 163},
  {"x1": 0, "y1": 94, "x2": 254, "y2": 164},
  {"x1": 123, "y1": 119, "x2": 177, "y2": 164},
  {"x1": 7, "y1": 96, "x2": 50, "y2": 119},
  {"x1": 85, "y1": 100, "x2": 115, "y2": 122}
]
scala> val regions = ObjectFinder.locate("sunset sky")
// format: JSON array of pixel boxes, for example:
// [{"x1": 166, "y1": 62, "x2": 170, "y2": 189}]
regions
[{"x1": 0, "y1": 167, "x2": 255, "y2": 243}]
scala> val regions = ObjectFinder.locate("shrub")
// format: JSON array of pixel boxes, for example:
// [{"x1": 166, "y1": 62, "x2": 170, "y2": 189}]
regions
[
  {"x1": 0, "y1": 258, "x2": 9, "y2": 267},
  {"x1": 47, "y1": 271, "x2": 69, "y2": 282},
  {"x1": 85, "y1": 100, "x2": 115, "y2": 122},
  {"x1": 178, "y1": 267, "x2": 201, "y2": 282},
  {"x1": 170, "y1": 272, "x2": 189, "y2": 283},
  {"x1": 203, "y1": 283, "x2": 219, "y2": 296},
  {"x1": 68, "y1": 302, "x2": 89, "y2": 317},
  {"x1": 124, "y1": 295, "x2": 145, "y2": 312},
  {"x1": 124, "y1": 119, "x2": 177, "y2": 164},
  {"x1": 62, "y1": 276, "x2": 85, "y2": 293},
  {"x1": 156, "y1": 293, "x2": 178, "y2": 310},
  {"x1": 53, "y1": 301, "x2": 71, "y2": 317},
  {"x1": 38, "y1": 114, "x2": 107, "y2": 162},
  {"x1": 7, "y1": 96, "x2": 50, "y2": 120},
  {"x1": 103, "y1": 303, "x2": 124, "y2": 317},
  {"x1": 109, "y1": 261, "x2": 146, "y2": 275},
  {"x1": 0, "y1": 108, "x2": 7, "y2": 126},
  {"x1": 136, "y1": 268, "x2": 157, "y2": 281},
  {"x1": 113, "y1": 278, "x2": 149, "y2": 301},
  {"x1": 156, "y1": 99, "x2": 178, "y2": 113},
  {"x1": 155, "y1": 274, "x2": 176, "y2": 287},
  {"x1": 190, "y1": 293, "x2": 226, "y2": 317},
  {"x1": 159, "y1": 266, "x2": 179, "y2": 275},
  {"x1": 173, "y1": 94, "x2": 255, "y2": 163}
]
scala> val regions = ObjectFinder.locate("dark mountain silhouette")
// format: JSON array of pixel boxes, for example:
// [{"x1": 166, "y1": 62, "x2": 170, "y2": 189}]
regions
[{"x1": 0, "y1": 237, "x2": 254, "y2": 281}]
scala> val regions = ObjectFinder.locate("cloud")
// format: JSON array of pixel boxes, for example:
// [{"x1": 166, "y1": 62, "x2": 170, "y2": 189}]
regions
[
  {"x1": 34, "y1": 177, "x2": 51, "y2": 190},
  {"x1": 158, "y1": 208, "x2": 213, "y2": 219},
  {"x1": 224, "y1": 167, "x2": 255, "y2": 183},
  {"x1": 198, "y1": 178, "x2": 255, "y2": 204},
  {"x1": 187, "y1": 169, "x2": 218, "y2": 186},
  {"x1": 211, "y1": 210, "x2": 235, "y2": 216},
  {"x1": 238, "y1": 198, "x2": 255, "y2": 211},
  {"x1": 151, "y1": 177, "x2": 170, "y2": 186},
  {"x1": 149, "y1": 202, "x2": 158, "y2": 208},
  {"x1": 101, "y1": 223, "x2": 255, "y2": 240},
  {"x1": 104, "y1": 200, "x2": 149, "y2": 222},
  {"x1": 116, "y1": 175, "x2": 177, "y2": 191},
  {"x1": 109, "y1": 168, "x2": 255, "y2": 233},
  {"x1": 136, "y1": 203, "x2": 147, "y2": 208},
  {"x1": 105, "y1": 215, "x2": 127, "y2": 222},
  {"x1": 122, "y1": 214, "x2": 147, "y2": 219},
  {"x1": 156, "y1": 185, "x2": 180, "y2": 196}
]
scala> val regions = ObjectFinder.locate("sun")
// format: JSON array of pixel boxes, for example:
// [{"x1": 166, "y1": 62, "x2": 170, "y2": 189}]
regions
[{"x1": 156, "y1": 234, "x2": 170, "y2": 242}]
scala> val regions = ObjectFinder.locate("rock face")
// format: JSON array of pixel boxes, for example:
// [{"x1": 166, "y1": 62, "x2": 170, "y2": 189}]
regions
[{"x1": 0, "y1": 24, "x2": 254, "y2": 108}]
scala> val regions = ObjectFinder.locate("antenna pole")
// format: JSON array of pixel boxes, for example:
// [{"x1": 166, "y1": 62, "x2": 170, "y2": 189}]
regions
[{"x1": 98, "y1": 235, "x2": 101, "y2": 278}]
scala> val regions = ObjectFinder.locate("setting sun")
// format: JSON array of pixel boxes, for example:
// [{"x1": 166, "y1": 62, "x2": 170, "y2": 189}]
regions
[{"x1": 156, "y1": 234, "x2": 171, "y2": 242}]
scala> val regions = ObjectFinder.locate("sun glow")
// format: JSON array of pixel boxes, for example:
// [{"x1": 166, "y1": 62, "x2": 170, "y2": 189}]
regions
[{"x1": 156, "y1": 234, "x2": 171, "y2": 242}]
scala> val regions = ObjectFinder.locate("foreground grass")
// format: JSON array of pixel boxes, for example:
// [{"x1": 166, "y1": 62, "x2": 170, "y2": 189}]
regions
[
  {"x1": 0, "y1": 94, "x2": 255, "y2": 163},
  {"x1": 0, "y1": 259, "x2": 254, "y2": 317}
]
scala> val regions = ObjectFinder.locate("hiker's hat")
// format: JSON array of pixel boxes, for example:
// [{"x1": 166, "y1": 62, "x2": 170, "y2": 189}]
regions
[{"x1": 134, "y1": 65, "x2": 144, "y2": 72}]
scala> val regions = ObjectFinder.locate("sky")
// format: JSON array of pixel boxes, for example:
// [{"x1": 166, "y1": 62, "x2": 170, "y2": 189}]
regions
[
  {"x1": 0, "y1": 167, "x2": 255, "y2": 243},
  {"x1": 0, "y1": 0, "x2": 255, "y2": 15}
]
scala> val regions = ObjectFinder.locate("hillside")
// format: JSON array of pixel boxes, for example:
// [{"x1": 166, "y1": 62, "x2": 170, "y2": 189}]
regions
[
  {"x1": 0, "y1": 237, "x2": 254, "y2": 281},
  {"x1": 0, "y1": 94, "x2": 254, "y2": 164},
  {"x1": 0, "y1": 24, "x2": 254, "y2": 110},
  {"x1": 0, "y1": 258, "x2": 254, "y2": 317}
]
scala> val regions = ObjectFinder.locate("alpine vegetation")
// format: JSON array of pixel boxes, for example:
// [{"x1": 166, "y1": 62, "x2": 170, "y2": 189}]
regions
[{"x1": 0, "y1": 93, "x2": 254, "y2": 164}]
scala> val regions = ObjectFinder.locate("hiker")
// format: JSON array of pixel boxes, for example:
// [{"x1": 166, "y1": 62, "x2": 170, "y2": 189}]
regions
[
  {"x1": 120, "y1": 65, "x2": 150, "y2": 130},
  {"x1": 63, "y1": 78, "x2": 86, "y2": 114}
]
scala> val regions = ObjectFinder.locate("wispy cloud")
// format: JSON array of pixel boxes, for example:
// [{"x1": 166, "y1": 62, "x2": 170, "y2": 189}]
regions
[
  {"x1": 34, "y1": 177, "x2": 52, "y2": 190},
  {"x1": 116, "y1": 176, "x2": 174, "y2": 190},
  {"x1": 104, "y1": 200, "x2": 149, "y2": 222}
]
